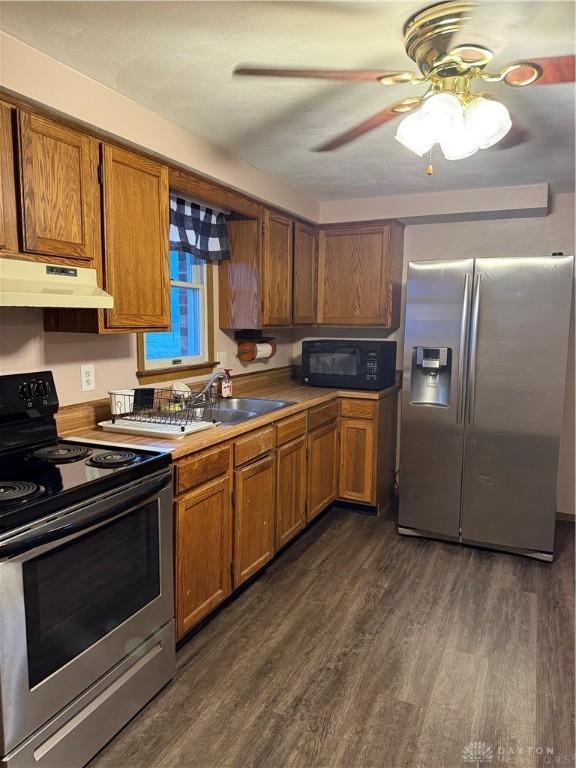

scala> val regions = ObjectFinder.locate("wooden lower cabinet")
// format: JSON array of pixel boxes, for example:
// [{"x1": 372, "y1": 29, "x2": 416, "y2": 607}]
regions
[
  {"x1": 338, "y1": 394, "x2": 398, "y2": 512},
  {"x1": 339, "y1": 418, "x2": 375, "y2": 504},
  {"x1": 176, "y1": 475, "x2": 232, "y2": 639},
  {"x1": 276, "y1": 434, "x2": 307, "y2": 550},
  {"x1": 174, "y1": 393, "x2": 397, "y2": 639},
  {"x1": 233, "y1": 453, "x2": 276, "y2": 587},
  {"x1": 307, "y1": 419, "x2": 339, "y2": 521}
]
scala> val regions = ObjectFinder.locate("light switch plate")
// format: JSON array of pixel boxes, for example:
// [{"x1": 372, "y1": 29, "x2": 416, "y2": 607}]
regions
[
  {"x1": 81, "y1": 363, "x2": 96, "y2": 392},
  {"x1": 215, "y1": 351, "x2": 227, "y2": 368}
]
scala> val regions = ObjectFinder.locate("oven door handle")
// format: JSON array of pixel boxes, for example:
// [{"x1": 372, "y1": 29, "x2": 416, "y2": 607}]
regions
[{"x1": 0, "y1": 471, "x2": 171, "y2": 558}]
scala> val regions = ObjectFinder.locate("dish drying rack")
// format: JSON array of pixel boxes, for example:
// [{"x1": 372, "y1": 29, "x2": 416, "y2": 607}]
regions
[{"x1": 98, "y1": 382, "x2": 222, "y2": 440}]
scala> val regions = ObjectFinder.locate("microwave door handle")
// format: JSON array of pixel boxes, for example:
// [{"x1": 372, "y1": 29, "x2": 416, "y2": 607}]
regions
[
  {"x1": 456, "y1": 273, "x2": 472, "y2": 424},
  {"x1": 0, "y1": 472, "x2": 170, "y2": 558}
]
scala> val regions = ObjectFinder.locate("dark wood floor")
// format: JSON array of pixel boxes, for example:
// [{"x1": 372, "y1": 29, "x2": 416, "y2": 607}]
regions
[{"x1": 90, "y1": 508, "x2": 575, "y2": 768}]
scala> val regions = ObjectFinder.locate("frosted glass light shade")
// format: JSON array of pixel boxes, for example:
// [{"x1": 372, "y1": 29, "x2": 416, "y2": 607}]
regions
[
  {"x1": 440, "y1": 121, "x2": 479, "y2": 160},
  {"x1": 395, "y1": 110, "x2": 434, "y2": 157},
  {"x1": 464, "y1": 97, "x2": 512, "y2": 148},
  {"x1": 419, "y1": 93, "x2": 463, "y2": 143}
]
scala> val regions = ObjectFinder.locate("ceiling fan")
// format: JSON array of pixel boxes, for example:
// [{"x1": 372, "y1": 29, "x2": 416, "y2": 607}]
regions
[{"x1": 234, "y1": 1, "x2": 575, "y2": 164}]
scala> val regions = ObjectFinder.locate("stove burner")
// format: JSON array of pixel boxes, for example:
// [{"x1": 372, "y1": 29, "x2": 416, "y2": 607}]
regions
[
  {"x1": 31, "y1": 445, "x2": 93, "y2": 464},
  {"x1": 87, "y1": 451, "x2": 137, "y2": 469},
  {"x1": 0, "y1": 481, "x2": 45, "y2": 511}
]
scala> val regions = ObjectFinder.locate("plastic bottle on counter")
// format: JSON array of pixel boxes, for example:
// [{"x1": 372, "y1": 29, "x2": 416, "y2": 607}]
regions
[{"x1": 221, "y1": 369, "x2": 233, "y2": 398}]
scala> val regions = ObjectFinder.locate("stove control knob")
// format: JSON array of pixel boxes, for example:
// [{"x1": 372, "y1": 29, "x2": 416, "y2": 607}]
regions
[
  {"x1": 18, "y1": 383, "x2": 31, "y2": 400},
  {"x1": 34, "y1": 381, "x2": 48, "y2": 398}
]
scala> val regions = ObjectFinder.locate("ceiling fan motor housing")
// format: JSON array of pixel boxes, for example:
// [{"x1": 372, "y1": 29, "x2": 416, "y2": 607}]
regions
[{"x1": 403, "y1": 1, "x2": 493, "y2": 78}]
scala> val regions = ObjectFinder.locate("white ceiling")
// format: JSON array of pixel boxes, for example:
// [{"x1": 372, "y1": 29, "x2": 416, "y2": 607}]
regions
[{"x1": 0, "y1": 1, "x2": 574, "y2": 200}]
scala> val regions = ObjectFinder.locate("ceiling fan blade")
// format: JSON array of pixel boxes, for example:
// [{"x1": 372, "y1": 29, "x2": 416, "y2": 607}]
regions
[
  {"x1": 314, "y1": 99, "x2": 421, "y2": 152},
  {"x1": 448, "y1": 2, "x2": 536, "y2": 60},
  {"x1": 234, "y1": 66, "x2": 417, "y2": 83},
  {"x1": 522, "y1": 55, "x2": 574, "y2": 85}
]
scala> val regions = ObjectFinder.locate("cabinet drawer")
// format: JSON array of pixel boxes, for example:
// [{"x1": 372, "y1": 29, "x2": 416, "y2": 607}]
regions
[
  {"x1": 176, "y1": 443, "x2": 231, "y2": 495},
  {"x1": 308, "y1": 400, "x2": 339, "y2": 431},
  {"x1": 234, "y1": 426, "x2": 275, "y2": 467},
  {"x1": 340, "y1": 399, "x2": 377, "y2": 420},
  {"x1": 276, "y1": 413, "x2": 307, "y2": 446}
]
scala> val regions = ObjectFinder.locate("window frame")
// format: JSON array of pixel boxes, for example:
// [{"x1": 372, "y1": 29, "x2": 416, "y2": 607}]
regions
[{"x1": 136, "y1": 259, "x2": 216, "y2": 385}]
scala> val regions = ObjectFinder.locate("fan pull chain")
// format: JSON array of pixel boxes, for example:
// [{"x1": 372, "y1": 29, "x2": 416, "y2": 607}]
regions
[{"x1": 426, "y1": 148, "x2": 434, "y2": 176}]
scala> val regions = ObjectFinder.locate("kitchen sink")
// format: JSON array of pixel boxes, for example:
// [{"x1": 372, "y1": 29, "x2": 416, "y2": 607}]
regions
[{"x1": 215, "y1": 398, "x2": 295, "y2": 426}]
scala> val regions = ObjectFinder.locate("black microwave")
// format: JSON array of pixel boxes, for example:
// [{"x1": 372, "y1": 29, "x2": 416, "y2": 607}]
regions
[{"x1": 301, "y1": 340, "x2": 396, "y2": 391}]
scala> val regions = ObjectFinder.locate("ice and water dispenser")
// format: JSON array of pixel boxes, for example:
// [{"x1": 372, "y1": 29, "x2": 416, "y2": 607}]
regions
[{"x1": 409, "y1": 346, "x2": 452, "y2": 407}]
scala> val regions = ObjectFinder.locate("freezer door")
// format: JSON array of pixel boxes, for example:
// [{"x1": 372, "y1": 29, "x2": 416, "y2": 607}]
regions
[
  {"x1": 399, "y1": 259, "x2": 474, "y2": 538},
  {"x1": 461, "y1": 255, "x2": 574, "y2": 554}
]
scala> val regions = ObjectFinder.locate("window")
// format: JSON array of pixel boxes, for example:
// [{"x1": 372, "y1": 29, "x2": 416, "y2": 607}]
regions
[{"x1": 137, "y1": 250, "x2": 214, "y2": 380}]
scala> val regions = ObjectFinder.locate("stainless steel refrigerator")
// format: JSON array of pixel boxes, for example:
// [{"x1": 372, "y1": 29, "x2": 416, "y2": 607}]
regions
[{"x1": 399, "y1": 254, "x2": 574, "y2": 561}]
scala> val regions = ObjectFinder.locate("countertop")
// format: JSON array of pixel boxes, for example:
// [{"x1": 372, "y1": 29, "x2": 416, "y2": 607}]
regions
[{"x1": 64, "y1": 381, "x2": 399, "y2": 460}]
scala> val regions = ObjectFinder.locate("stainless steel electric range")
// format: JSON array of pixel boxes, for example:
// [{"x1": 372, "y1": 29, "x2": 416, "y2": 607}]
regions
[{"x1": 0, "y1": 371, "x2": 175, "y2": 768}]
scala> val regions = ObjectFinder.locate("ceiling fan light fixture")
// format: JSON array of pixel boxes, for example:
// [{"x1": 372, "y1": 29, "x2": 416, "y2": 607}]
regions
[
  {"x1": 418, "y1": 92, "x2": 463, "y2": 143},
  {"x1": 395, "y1": 110, "x2": 434, "y2": 157},
  {"x1": 464, "y1": 96, "x2": 512, "y2": 148},
  {"x1": 440, "y1": 122, "x2": 479, "y2": 160}
]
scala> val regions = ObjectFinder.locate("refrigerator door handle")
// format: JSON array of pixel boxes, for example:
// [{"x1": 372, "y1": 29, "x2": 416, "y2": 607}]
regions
[
  {"x1": 467, "y1": 273, "x2": 482, "y2": 425},
  {"x1": 456, "y1": 273, "x2": 472, "y2": 424}
]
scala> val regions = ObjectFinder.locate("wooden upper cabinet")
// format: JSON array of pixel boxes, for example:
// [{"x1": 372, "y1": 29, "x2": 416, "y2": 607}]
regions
[
  {"x1": 293, "y1": 221, "x2": 317, "y2": 325},
  {"x1": 261, "y1": 208, "x2": 293, "y2": 326},
  {"x1": 18, "y1": 111, "x2": 98, "y2": 263},
  {"x1": 317, "y1": 223, "x2": 404, "y2": 328},
  {"x1": 219, "y1": 217, "x2": 261, "y2": 330},
  {"x1": 0, "y1": 102, "x2": 18, "y2": 254},
  {"x1": 219, "y1": 208, "x2": 294, "y2": 330},
  {"x1": 101, "y1": 144, "x2": 170, "y2": 329}
]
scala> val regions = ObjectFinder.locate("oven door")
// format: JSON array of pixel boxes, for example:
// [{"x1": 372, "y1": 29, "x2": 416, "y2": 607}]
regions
[
  {"x1": 302, "y1": 342, "x2": 369, "y2": 389},
  {"x1": 0, "y1": 468, "x2": 173, "y2": 756}
]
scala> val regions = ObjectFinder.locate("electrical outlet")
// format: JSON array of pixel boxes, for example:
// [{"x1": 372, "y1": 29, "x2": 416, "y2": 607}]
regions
[
  {"x1": 215, "y1": 351, "x2": 227, "y2": 369},
  {"x1": 81, "y1": 363, "x2": 96, "y2": 392}
]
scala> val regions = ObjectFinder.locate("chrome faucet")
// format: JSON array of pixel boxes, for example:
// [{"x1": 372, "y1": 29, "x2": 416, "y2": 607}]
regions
[{"x1": 197, "y1": 371, "x2": 228, "y2": 401}]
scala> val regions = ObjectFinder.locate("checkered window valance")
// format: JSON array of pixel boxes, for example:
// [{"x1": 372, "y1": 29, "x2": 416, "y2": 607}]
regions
[{"x1": 169, "y1": 194, "x2": 230, "y2": 263}]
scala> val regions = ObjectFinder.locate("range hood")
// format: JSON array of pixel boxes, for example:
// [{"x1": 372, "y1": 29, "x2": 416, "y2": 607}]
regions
[{"x1": 0, "y1": 258, "x2": 114, "y2": 309}]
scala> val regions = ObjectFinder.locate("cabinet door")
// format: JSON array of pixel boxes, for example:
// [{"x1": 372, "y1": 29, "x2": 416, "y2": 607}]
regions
[
  {"x1": 339, "y1": 418, "x2": 375, "y2": 504},
  {"x1": 276, "y1": 435, "x2": 307, "y2": 550},
  {"x1": 293, "y1": 221, "x2": 317, "y2": 325},
  {"x1": 317, "y1": 226, "x2": 392, "y2": 325},
  {"x1": 234, "y1": 453, "x2": 276, "y2": 586},
  {"x1": 18, "y1": 111, "x2": 98, "y2": 262},
  {"x1": 262, "y1": 209, "x2": 293, "y2": 326},
  {"x1": 307, "y1": 420, "x2": 338, "y2": 521},
  {"x1": 176, "y1": 476, "x2": 232, "y2": 639},
  {"x1": 0, "y1": 102, "x2": 18, "y2": 253},
  {"x1": 102, "y1": 144, "x2": 170, "y2": 329},
  {"x1": 219, "y1": 217, "x2": 261, "y2": 329}
]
